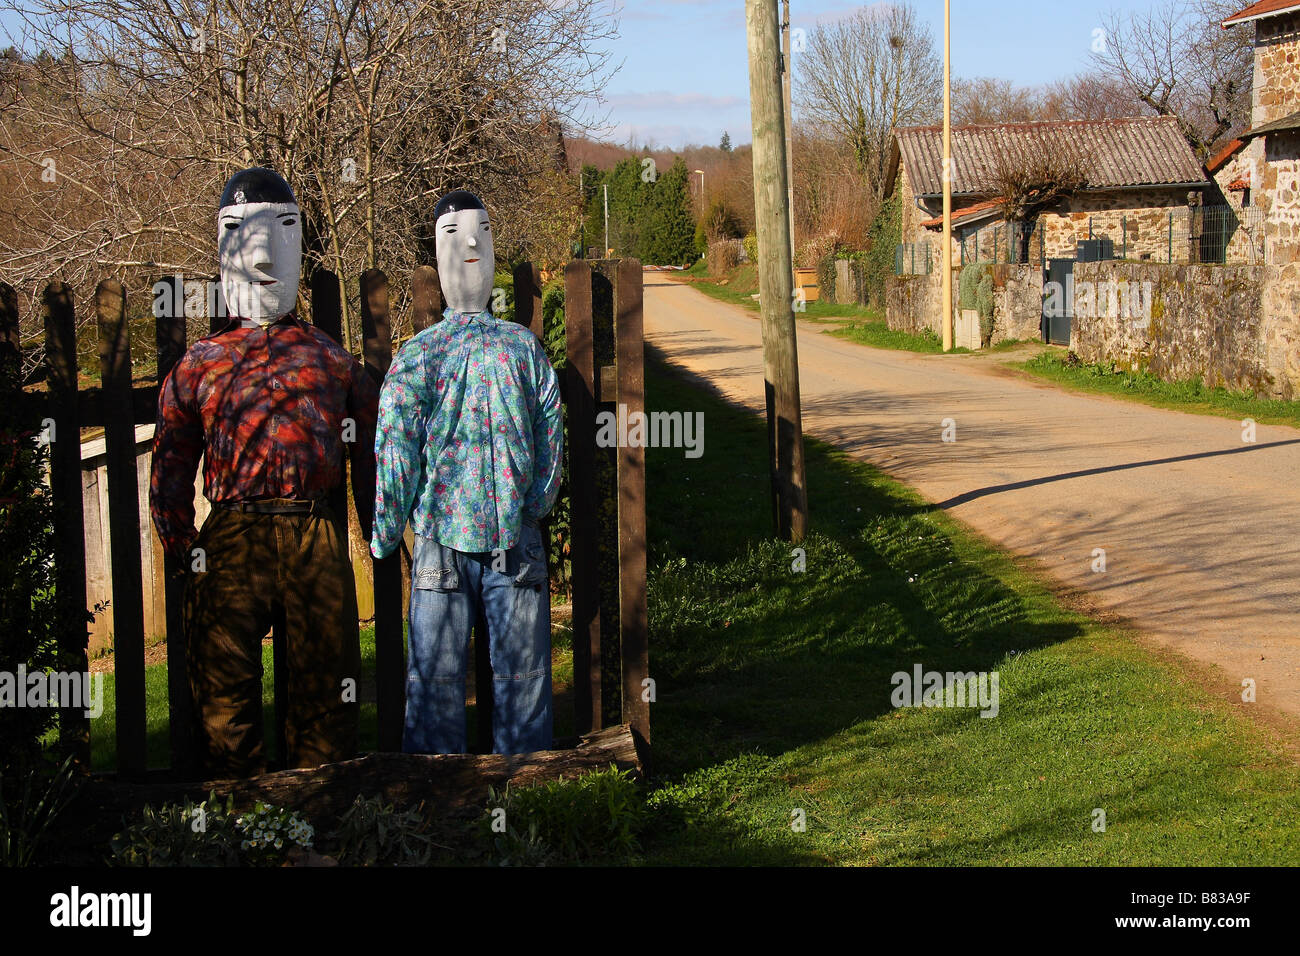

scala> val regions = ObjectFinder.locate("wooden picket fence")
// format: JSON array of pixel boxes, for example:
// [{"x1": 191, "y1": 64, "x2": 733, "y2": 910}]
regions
[{"x1": 2, "y1": 259, "x2": 649, "y2": 781}]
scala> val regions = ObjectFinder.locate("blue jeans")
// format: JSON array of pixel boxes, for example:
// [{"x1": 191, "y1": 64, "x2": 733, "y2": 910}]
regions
[{"x1": 404, "y1": 521, "x2": 552, "y2": 755}]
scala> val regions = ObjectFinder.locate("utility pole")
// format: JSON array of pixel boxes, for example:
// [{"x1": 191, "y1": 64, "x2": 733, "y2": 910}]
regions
[
  {"x1": 603, "y1": 183, "x2": 610, "y2": 257},
  {"x1": 746, "y1": 0, "x2": 808, "y2": 543},
  {"x1": 781, "y1": 0, "x2": 796, "y2": 268},
  {"x1": 941, "y1": 0, "x2": 953, "y2": 351}
]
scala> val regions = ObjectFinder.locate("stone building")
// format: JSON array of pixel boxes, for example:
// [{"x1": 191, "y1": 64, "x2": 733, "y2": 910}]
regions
[
  {"x1": 884, "y1": 117, "x2": 1212, "y2": 268},
  {"x1": 1223, "y1": 0, "x2": 1300, "y2": 265}
]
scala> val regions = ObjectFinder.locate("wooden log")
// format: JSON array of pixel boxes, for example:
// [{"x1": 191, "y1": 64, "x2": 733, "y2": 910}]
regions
[
  {"x1": 154, "y1": 276, "x2": 196, "y2": 775},
  {"x1": 361, "y1": 268, "x2": 404, "y2": 752},
  {"x1": 410, "y1": 265, "x2": 442, "y2": 334},
  {"x1": 564, "y1": 261, "x2": 600, "y2": 733},
  {"x1": 71, "y1": 725, "x2": 642, "y2": 844},
  {"x1": 615, "y1": 259, "x2": 650, "y2": 764},
  {"x1": 512, "y1": 261, "x2": 544, "y2": 339},
  {"x1": 97, "y1": 279, "x2": 147, "y2": 778},
  {"x1": 207, "y1": 276, "x2": 226, "y2": 336},
  {"x1": 41, "y1": 284, "x2": 90, "y2": 767},
  {"x1": 310, "y1": 269, "x2": 349, "y2": 557}
]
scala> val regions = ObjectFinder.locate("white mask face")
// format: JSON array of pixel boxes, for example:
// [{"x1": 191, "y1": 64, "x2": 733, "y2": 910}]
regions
[
  {"x1": 218, "y1": 201, "x2": 302, "y2": 324},
  {"x1": 435, "y1": 207, "x2": 495, "y2": 314}
]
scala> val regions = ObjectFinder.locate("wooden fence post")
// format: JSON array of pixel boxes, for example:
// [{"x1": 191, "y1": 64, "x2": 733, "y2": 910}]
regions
[
  {"x1": 97, "y1": 279, "x2": 147, "y2": 778},
  {"x1": 564, "y1": 260, "x2": 600, "y2": 733},
  {"x1": 615, "y1": 259, "x2": 649, "y2": 758},
  {"x1": 41, "y1": 282, "x2": 91, "y2": 768},
  {"x1": 410, "y1": 265, "x2": 442, "y2": 334},
  {"x1": 155, "y1": 276, "x2": 196, "y2": 775},
  {"x1": 361, "y1": 269, "x2": 404, "y2": 752}
]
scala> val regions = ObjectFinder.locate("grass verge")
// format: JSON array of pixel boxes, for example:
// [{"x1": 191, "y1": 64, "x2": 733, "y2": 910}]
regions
[
  {"x1": 636, "y1": 350, "x2": 1300, "y2": 865},
  {"x1": 1019, "y1": 352, "x2": 1300, "y2": 430}
]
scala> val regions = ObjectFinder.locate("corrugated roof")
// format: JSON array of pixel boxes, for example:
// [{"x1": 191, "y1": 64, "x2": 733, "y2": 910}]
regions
[
  {"x1": 1241, "y1": 111, "x2": 1300, "y2": 139},
  {"x1": 894, "y1": 116, "x2": 1208, "y2": 198},
  {"x1": 1223, "y1": 0, "x2": 1300, "y2": 26}
]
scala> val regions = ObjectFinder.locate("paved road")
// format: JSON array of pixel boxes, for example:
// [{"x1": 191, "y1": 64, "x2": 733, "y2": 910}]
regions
[{"x1": 643, "y1": 277, "x2": 1300, "y2": 718}]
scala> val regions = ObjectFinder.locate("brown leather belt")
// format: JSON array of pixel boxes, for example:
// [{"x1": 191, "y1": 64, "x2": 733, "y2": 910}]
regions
[{"x1": 214, "y1": 498, "x2": 328, "y2": 515}]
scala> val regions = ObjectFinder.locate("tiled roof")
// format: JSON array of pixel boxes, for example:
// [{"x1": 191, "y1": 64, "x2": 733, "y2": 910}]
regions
[
  {"x1": 920, "y1": 199, "x2": 1003, "y2": 230},
  {"x1": 1223, "y1": 0, "x2": 1300, "y2": 26},
  {"x1": 1227, "y1": 177, "x2": 1250, "y2": 190},
  {"x1": 894, "y1": 116, "x2": 1208, "y2": 197}
]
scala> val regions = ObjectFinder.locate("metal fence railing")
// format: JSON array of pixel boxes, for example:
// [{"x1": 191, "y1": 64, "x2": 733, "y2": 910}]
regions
[{"x1": 894, "y1": 241, "x2": 932, "y2": 276}]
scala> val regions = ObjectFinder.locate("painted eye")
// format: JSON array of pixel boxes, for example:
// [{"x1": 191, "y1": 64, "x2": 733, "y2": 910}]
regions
[
  {"x1": 281, "y1": 218, "x2": 296, "y2": 226},
  {"x1": 223, "y1": 222, "x2": 239, "y2": 229}
]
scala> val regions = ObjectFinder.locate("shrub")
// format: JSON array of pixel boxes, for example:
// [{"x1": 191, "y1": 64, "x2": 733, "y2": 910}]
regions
[
  {"x1": 483, "y1": 766, "x2": 644, "y2": 864},
  {"x1": 110, "y1": 792, "x2": 243, "y2": 867},
  {"x1": 862, "y1": 193, "x2": 902, "y2": 307},
  {"x1": 958, "y1": 262, "x2": 991, "y2": 311},
  {"x1": 796, "y1": 232, "x2": 840, "y2": 270},
  {"x1": 0, "y1": 754, "x2": 80, "y2": 866},
  {"x1": 333, "y1": 794, "x2": 435, "y2": 866},
  {"x1": 707, "y1": 239, "x2": 743, "y2": 277},
  {"x1": 742, "y1": 232, "x2": 758, "y2": 264},
  {"x1": 977, "y1": 269, "x2": 996, "y2": 347}
]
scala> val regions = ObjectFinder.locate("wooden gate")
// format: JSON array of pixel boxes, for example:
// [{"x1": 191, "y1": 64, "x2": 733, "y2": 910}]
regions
[{"x1": 2, "y1": 259, "x2": 648, "y2": 781}]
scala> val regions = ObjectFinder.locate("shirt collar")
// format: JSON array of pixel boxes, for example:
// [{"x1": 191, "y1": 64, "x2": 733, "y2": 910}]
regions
[{"x1": 442, "y1": 307, "x2": 493, "y2": 324}]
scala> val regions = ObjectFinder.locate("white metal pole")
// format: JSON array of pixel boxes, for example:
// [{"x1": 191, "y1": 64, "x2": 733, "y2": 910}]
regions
[
  {"x1": 604, "y1": 183, "x2": 610, "y2": 258},
  {"x1": 941, "y1": 0, "x2": 953, "y2": 352}
]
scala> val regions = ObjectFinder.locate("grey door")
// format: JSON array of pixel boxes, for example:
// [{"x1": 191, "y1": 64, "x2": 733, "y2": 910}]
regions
[{"x1": 1042, "y1": 258, "x2": 1073, "y2": 345}]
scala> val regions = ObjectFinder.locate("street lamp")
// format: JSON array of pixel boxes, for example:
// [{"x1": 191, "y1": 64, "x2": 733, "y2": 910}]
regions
[{"x1": 693, "y1": 169, "x2": 705, "y2": 198}]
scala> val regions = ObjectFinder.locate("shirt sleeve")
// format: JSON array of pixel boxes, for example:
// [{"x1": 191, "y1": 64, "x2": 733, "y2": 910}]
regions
[
  {"x1": 523, "y1": 340, "x2": 563, "y2": 522},
  {"x1": 370, "y1": 337, "x2": 428, "y2": 559},
  {"x1": 149, "y1": 357, "x2": 204, "y2": 562},
  {"x1": 348, "y1": 357, "x2": 380, "y2": 543}
]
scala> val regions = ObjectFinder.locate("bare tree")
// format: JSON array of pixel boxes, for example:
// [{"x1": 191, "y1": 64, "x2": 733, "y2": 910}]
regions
[
  {"x1": 0, "y1": 0, "x2": 616, "y2": 364},
  {"x1": 1093, "y1": 0, "x2": 1252, "y2": 158},
  {"x1": 978, "y1": 132, "x2": 1091, "y2": 262},
  {"x1": 1041, "y1": 71, "x2": 1140, "y2": 122},
  {"x1": 795, "y1": 2, "x2": 941, "y2": 204},
  {"x1": 952, "y1": 77, "x2": 1041, "y2": 125}
]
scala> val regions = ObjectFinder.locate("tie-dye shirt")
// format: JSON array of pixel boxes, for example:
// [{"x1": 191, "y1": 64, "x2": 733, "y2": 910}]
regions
[
  {"x1": 150, "y1": 313, "x2": 379, "y2": 560},
  {"x1": 371, "y1": 308, "x2": 563, "y2": 557}
]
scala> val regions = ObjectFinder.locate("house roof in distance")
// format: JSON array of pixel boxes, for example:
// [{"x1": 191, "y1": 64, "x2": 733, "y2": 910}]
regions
[
  {"x1": 891, "y1": 116, "x2": 1209, "y2": 198},
  {"x1": 920, "y1": 199, "x2": 1003, "y2": 230},
  {"x1": 1223, "y1": 0, "x2": 1300, "y2": 27},
  {"x1": 1206, "y1": 138, "x2": 1247, "y2": 174}
]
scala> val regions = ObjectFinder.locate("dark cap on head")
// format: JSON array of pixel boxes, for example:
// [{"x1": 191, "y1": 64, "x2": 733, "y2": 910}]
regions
[
  {"x1": 219, "y1": 167, "x2": 297, "y2": 209},
  {"x1": 434, "y1": 190, "x2": 487, "y2": 223}
]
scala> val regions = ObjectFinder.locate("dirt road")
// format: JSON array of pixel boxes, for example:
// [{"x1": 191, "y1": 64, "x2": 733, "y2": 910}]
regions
[{"x1": 643, "y1": 277, "x2": 1300, "y2": 718}]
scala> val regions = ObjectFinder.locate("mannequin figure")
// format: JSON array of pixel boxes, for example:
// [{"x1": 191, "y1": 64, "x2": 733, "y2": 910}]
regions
[
  {"x1": 150, "y1": 168, "x2": 378, "y2": 777},
  {"x1": 372, "y1": 190, "x2": 563, "y2": 755}
]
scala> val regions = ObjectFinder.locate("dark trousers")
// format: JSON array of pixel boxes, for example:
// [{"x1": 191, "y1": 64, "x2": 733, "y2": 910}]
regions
[{"x1": 183, "y1": 502, "x2": 361, "y2": 777}]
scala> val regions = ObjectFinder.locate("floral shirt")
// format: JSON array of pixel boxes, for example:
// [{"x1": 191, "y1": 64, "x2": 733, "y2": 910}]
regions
[
  {"x1": 371, "y1": 308, "x2": 563, "y2": 557},
  {"x1": 150, "y1": 314, "x2": 379, "y2": 561}
]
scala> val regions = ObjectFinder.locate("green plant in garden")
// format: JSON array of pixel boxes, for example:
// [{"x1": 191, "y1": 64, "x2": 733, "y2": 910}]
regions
[
  {"x1": 235, "y1": 801, "x2": 314, "y2": 863},
  {"x1": 110, "y1": 792, "x2": 243, "y2": 867},
  {"x1": 333, "y1": 794, "x2": 436, "y2": 866},
  {"x1": 0, "y1": 754, "x2": 80, "y2": 866},
  {"x1": 862, "y1": 191, "x2": 902, "y2": 306},
  {"x1": 977, "y1": 268, "x2": 996, "y2": 348},
  {"x1": 483, "y1": 766, "x2": 644, "y2": 864},
  {"x1": 742, "y1": 232, "x2": 758, "y2": 264}
]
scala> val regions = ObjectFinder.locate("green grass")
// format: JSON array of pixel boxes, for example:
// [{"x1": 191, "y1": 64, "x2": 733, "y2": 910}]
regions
[
  {"x1": 89, "y1": 621, "x2": 575, "y2": 772},
  {"x1": 1019, "y1": 352, "x2": 1300, "y2": 430},
  {"x1": 636, "y1": 349, "x2": 1300, "y2": 865}
]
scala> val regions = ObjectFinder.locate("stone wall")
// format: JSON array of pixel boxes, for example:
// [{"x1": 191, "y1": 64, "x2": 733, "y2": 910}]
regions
[
  {"x1": 1261, "y1": 261, "x2": 1300, "y2": 398},
  {"x1": 1254, "y1": 13, "x2": 1300, "y2": 128},
  {"x1": 1070, "y1": 261, "x2": 1285, "y2": 395},
  {"x1": 990, "y1": 263, "x2": 1043, "y2": 343},
  {"x1": 884, "y1": 263, "x2": 1040, "y2": 346}
]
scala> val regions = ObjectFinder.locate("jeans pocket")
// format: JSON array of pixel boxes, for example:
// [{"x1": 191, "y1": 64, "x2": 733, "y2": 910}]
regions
[
  {"x1": 511, "y1": 522, "x2": 548, "y2": 589},
  {"x1": 412, "y1": 535, "x2": 460, "y2": 592}
]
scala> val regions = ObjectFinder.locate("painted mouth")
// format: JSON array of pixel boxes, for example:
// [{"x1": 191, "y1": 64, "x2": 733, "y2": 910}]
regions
[
  {"x1": 464, "y1": 258, "x2": 480, "y2": 263},
  {"x1": 256, "y1": 280, "x2": 277, "y2": 286}
]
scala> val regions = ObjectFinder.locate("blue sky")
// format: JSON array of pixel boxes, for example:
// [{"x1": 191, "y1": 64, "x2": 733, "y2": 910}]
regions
[{"x1": 601, "y1": 0, "x2": 1172, "y2": 149}]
